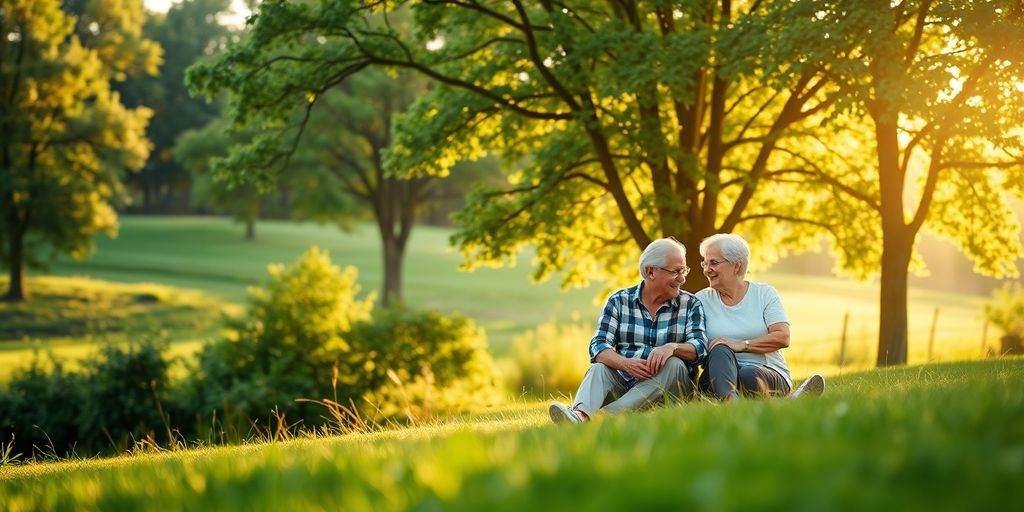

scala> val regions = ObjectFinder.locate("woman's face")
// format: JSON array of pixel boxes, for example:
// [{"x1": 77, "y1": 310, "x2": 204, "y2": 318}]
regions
[{"x1": 702, "y1": 245, "x2": 740, "y2": 289}]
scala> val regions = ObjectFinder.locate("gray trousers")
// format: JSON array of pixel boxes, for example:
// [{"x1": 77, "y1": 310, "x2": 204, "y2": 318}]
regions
[
  {"x1": 572, "y1": 357, "x2": 693, "y2": 417},
  {"x1": 698, "y1": 344, "x2": 791, "y2": 400}
]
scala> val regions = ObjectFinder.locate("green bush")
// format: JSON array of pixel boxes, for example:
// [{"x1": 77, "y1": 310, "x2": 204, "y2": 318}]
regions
[
  {"x1": 0, "y1": 340, "x2": 174, "y2": 460},
  {"x1": 984, "y1": 282, "x2": 1024, "y2": 339},
  {"x1": 183, "y1": 246, "x2": 375, "y2": 429},
  {"x1": 0, "y1": 356, "x2": 84, "y2": 460},
  {"x1": 77, "y1": 341, "x2": 173, "y2": 452},
  {"x1": 345, "y1": 307, "x2": 499, "y2": 421},
  {"x1": 505, "y1": 319, "x2": 592, "y2": 398}
]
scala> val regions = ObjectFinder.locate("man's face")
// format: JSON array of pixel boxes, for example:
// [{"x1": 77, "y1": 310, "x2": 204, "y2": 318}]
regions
[{"x1": 648, "y1": 250, "x2": 687, "y2": 298}]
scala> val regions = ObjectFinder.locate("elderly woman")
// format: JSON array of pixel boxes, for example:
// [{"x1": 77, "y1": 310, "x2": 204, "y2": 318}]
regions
[{"x1": 696, "y1": 233, "x2": 823, "y2": 400}]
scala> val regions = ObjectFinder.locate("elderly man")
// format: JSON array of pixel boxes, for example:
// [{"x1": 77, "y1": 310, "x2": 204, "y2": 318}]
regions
[{"x1": 549, "y1": 237, "x2": 708, "y2": 423}]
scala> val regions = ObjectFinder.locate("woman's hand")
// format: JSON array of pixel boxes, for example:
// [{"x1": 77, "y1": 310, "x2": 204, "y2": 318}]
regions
[{"x1": 707, "y1": 336, "x2": 742, "y2": 352}]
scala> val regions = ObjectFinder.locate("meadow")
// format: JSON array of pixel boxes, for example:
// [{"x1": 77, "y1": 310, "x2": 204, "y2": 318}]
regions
[
  {"x1": 1, "y1": 359, "x2": 1020, "y2": 510},
  {"x1": 10, "y1": 215, "x2": 995, "y2": 382}
]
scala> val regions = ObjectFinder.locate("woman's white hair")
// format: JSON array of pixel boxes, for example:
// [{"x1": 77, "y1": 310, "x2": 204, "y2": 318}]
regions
[
  {"x1": 699, "y1": 233, "x2": 750, "y2": 276},
  {"x1": 638, "y1": 238, "x2": 686, "y2": 279}
]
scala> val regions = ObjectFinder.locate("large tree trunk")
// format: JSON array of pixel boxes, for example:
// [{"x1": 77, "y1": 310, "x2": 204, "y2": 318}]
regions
[
  {"x1": 875, "y1": 115, "x2": 910, "y2": 366},
  {"x1": 682, "y1": 230, "x2": 710, "y2": 293},
  {"x1": 877, "y1": 232, "x2": 912, "y2": 366}
]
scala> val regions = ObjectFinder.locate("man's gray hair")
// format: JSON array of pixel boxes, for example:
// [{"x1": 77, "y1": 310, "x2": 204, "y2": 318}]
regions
[
  {"x1": 638, "y1": 238, "x2": 686, "y2": 279},
  {"x1": 700, "y1": 233, "x2": 750, "y2": 276}
]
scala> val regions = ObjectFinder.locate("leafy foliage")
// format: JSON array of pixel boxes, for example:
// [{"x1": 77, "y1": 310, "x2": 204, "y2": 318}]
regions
[
  {"x1": 760, "y1": 0, "x2": 1024, "y2": 364},
  {"x1": 0, "y1": 0, "x2": 159, "y2": 300},
  {"x1": 184, "y1": 246, "x2": 374, "y2": 426},
  {"x1": 0, "y1": 357, "x2": 84, "y2": 460},
  {"x1": 984, "y1": 283, "x2": 1024, "y2": 338},
  {"x1": 185, "y1": 0, "x2": 837, "y2": 296},
  {"x1": 77, "y1": 342, "x2": 173, "y2": 451},
  {"x1": 505, "y1": 319, "x2": 591, "y2": 397},
  {"x1": 117, "y1": 0, "x2": 235, "y2": 211},
  {"x1": 183, "y1": 245, "x2": 498, "y2": 429},
  {"x1": 0, "y1": 340, "x2": 174, "y2": 460},
  {"x1": 346, "y1": 306, "x2": 498, "y2": 421}
]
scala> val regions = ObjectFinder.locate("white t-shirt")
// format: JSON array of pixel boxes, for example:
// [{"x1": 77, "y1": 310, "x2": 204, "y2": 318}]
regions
[{"x1": 696, "y1": 281, "x2": 792, "y2": 388}]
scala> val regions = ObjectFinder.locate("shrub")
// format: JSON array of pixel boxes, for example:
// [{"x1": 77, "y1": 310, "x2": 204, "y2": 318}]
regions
[
  {"x1": 506, "y1": 319, "x2": 592, "y2": 397},
  {"x1": 184, "y1": 246, "x2": 375, "y2": 429},
  {"x1": 984, "y1": 283, "x2": 1024, "y2": 339},
  {"x1": 345, "y1": 307, "x2": 498, "y2": 422},
  {"x1": 0, "y1": 356, "x2": 84, "y2": 460},
  {"x1": 0, "y1": 339, "x2": 174, "y2": 460},
  {"x1": 77, "y1": 341, "x2": 173, "y2": 452}
]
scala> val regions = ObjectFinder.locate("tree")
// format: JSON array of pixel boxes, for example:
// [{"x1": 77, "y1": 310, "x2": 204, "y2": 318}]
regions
[
  {"x1": 288, "y1": 70, "x2": 434, "y2": 305},
  {"x1": 769, "y1": 0, "x2": 1024, "y2": 365},
  {"x1": 188, "y1": 8, "x2": 481, "y2": 306},
  {"x1": 174, "y1": 117, "x2": 266, "y2": 239},
  {"x1": 186, "y1": 1, "x2": 834, "y2": 295},
  {"x1": 0, "y1": 0, "x2": 160, "y2": 301},
  {"x1": 117, "y1": 0, "x2": 234, "y2": 212}
]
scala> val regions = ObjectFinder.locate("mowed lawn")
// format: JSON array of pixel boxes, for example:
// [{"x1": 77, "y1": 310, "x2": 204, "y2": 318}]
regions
[
  {"x1": 34, "y1": 215, "x2": 993, "y2": 375},
  {"x1": 46, "y1": 215, "x2": 600, "y2": 351},
  {"x1": 1, "y1": 359, "x2": 1021, "y2": 510}
]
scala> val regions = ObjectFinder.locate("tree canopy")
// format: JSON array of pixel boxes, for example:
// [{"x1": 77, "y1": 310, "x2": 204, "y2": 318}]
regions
[
  {"x1": 187, "y1": 0, "x2": 835, "y2": 294},
  {"x1": 0, "y1": 0, "x2": 160, "y2": 301},
  {"x1": 764, "y1": 0, "x2": 1024, "y2": 364},
  {"x1": 117, "y1": 0, "x2": 235, "y2": 211},
  {"x1": 186, "y1": 0, "x2": 1023, "y2": 366}
]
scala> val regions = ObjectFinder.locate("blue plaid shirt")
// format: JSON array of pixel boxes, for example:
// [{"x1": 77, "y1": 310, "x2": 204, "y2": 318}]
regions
[{"x1": 588, "y1": 281, "x2": 708, "y2": 385}]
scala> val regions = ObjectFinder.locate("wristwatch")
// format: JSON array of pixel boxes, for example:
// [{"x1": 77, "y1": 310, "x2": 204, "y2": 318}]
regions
[{"x1": 743, "y1": 340, "x2": 750, "y2": 352}]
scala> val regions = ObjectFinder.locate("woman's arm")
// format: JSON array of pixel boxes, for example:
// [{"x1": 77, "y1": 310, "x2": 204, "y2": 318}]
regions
[{"x1": 745, "y1": 322, "x2": 790, "y2": 353}]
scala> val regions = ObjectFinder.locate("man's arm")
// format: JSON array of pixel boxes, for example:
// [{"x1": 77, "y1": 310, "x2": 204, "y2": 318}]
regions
[
  {"x1": 683, "y1": 296, "x2": 709, "y2": 364},
  {"x1": 648, "y1": 296, "x2": 707, "y2": 373}
]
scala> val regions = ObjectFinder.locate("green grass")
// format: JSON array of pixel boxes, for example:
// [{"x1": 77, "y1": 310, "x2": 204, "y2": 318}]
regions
[
  {"x1": 1, "y1": 359, "x2": 1021, "y2": 510},
  {"x1": 47, "y1": 215, "x2": 601, "y2": 352},
  {"x1": 0, "y1": 276, "x2": 237, "y2": 380},
  {"x1": 39, "y1": 215, "x2": 996, "y2": 378}
]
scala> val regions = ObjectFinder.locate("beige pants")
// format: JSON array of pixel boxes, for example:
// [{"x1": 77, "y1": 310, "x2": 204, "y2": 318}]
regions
[{"x1": 572, "y1": 357, "x2": 692, "y2": 417}]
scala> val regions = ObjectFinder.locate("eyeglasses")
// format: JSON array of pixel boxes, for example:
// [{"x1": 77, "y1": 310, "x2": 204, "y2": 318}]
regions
[
  {"x1": 657, "y1": 266, "x2": 690, "y2": 278},
  {"x1": 700, "y1": 259, "x2": 730, "y2": 270}
]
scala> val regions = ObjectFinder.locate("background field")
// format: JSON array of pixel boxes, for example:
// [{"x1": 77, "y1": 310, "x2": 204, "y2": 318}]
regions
[
  {"x1": 0, "y1": 215, "x2": 999, "y2": 385},
  {"x1": 1, "y1": 359, "x2": 1020, "y2": 511}
]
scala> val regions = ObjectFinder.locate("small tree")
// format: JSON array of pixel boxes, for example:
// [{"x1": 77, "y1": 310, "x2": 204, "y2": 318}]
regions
[
  {"x1": 984, "y1": 283, "x2": 1024, "y2": 355},
  {"x1": 187, "y1": 246, "x2": 375, "y2": 426}
]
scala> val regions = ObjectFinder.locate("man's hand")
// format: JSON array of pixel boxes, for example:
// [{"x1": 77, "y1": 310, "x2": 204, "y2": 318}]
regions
[
  {"x1": 648, "y1": 343, "x2": 677, "y2": 374},
  {"x1": 621, "y1": 357, "x2": 654, "y2": 380}
]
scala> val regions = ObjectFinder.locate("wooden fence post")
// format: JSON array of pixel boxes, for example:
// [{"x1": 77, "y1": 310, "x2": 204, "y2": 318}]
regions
[
  {"x1": 928, "y1": 307, "x2": 939, "y2": 362},
  {"x1": 839, "y1": 312, "x2": 849, "y2": 369},
  {"x1": 981, "y1": 319, "x2": 989, "y2": 358}
]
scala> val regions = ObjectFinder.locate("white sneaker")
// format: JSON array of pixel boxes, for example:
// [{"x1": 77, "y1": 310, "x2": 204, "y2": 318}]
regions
[
  {"x1": 791, "y1": 374, "x2": 825, "y2": 399},
  {"x1": 548, "y1": 402, "x2": 583, "y2": 424}
]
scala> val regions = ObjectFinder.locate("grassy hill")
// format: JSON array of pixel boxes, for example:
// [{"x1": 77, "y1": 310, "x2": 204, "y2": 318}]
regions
[
  {"x1": 0, "y1": 276, "x2": 236, "y2": 380},
  {"x1": 35, "y1": 215, "x2": 994, "y2": 375},
  {"x1": 47, "y1": 215, "x2": 600, "y2": 351},
  {"x1": 1, "y1": 359, "x2": 1020, "y2": 510}
]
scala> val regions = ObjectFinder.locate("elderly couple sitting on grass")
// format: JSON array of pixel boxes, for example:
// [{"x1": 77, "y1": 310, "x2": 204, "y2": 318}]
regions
[{"x1": 549, "y1": 233, "x2": 826, "y2": 424}]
